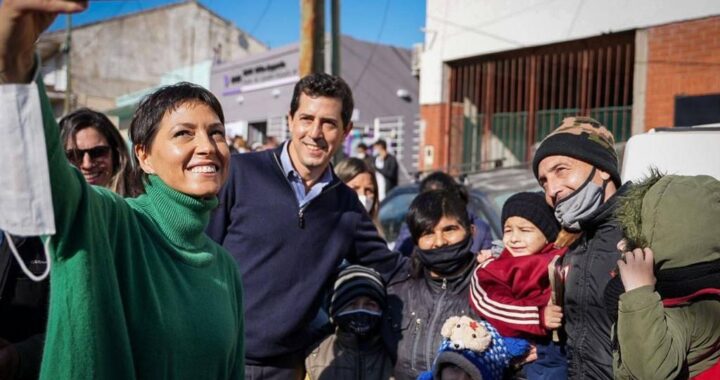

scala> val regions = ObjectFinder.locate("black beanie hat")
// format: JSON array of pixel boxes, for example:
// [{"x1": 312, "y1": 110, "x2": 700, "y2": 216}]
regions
[
  {"x1": 502, "y1": 192, "x2": 560, "y2": 242},
  {"x1": 532, "y1": 116, "x2": 621, "y2": 187},
  {"x1": 329, "y1": 265, "x2": 386, "y2": 318}
]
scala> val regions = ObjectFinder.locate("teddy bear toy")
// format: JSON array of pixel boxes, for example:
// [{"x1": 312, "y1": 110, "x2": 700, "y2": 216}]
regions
[{"x1": 417, "y1": 315, "x2": 529, "y2": 380}]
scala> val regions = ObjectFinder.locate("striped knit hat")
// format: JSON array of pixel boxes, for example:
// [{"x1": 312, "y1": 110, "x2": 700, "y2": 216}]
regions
[
  {"x1": 532, "y1": 116, "x2": 621, "y2": 187},
  {"x1": 329, "y1": 265, "x2": 386, "y2": 318}
]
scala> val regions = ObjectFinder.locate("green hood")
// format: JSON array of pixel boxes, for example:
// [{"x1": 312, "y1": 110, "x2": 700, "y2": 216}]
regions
[{"x1": 615, "y1": 171, "x2": 720, "y2": 270}]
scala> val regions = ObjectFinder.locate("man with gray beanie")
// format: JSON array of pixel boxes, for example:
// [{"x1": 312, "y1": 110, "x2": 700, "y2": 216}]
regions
[
  {"x1": 533, "y1": 116, "x2": 629, "y2": 379},
  {"x1": 304, "y1": 265, "x2": 393, "y2": 380}
]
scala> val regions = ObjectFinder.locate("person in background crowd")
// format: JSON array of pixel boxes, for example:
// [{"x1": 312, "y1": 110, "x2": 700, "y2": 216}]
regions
[
  {"x1": 372, "y1": 139, "x2": 398, "y2": 201},
  {"x1": 250, "y1": 141, "x2": 264, "y2": 152},
  {"x1": 305, "y1": 265, "x2": 393, "y2": 380},
  {"x1": 335, "y1": 157, "x2": 384, "y2": 239},
  {"x1": 387, "y1": 190, "x2": 479, "y2": 380},
  {"x1": 227, "y1": 136, "x2": 239, "y2": 154},
  {"x1": 610, "y1": 173, "x2": 720, "y2": 379},
  {"x1": 232, "y1": 135, "x2": 250, "y2": 153},
  {"x1": 59, "y1": 108, "x2": 138, "y2": 197},
  {"x1": 0, "y1": 2, "x2": 245, "y2": 378},
  {"x1": 470, "y1": 192, "x2": 567, "y2": 380},
  {"x1": 533, "y1": 116, "x2": 628, "y2": 379},
  {"x1": 354, "y1": 142, "x2": 373, "y2": 167},
  {"x1": 263, "y1": 136, "x2": 280, "y2": 151},
  {"x1": 394, "y1": 172, "x2": 492, "y2": 256},
  {"x1": 207, "y1": 72, "x2": 406, "y2": 379}
]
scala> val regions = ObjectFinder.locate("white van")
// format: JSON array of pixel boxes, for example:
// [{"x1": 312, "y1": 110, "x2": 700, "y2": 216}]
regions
[{"x1": 621, "y1": 126, "x2": 720, "y2": 183}]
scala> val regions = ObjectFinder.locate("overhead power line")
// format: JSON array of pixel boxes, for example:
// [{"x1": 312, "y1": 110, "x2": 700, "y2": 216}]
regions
[{"x1": 352, "y1": 0, "x2": 391, "y2": 89}]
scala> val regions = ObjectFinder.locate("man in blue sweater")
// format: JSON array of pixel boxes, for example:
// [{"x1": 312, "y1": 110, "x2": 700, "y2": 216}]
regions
[{"x1": 207, "y1": 73, "x2": 408, "y2": 379}]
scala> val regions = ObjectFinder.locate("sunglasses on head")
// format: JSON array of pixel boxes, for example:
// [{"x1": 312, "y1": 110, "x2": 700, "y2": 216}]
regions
[{"x1": 65, "y1": 145, "x2": 112, "y2": 164}]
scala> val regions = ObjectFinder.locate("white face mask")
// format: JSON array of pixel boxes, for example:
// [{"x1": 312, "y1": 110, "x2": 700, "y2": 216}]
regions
[
  {"x1": 357, "y1": 194, "x2": 374, "y2": 213},
  {"x1": 0, "y1": 81, "x2": 54, "y2": 282},
  {"x1": 554, "y1": 168, "x2": 607, "y2": 232}
]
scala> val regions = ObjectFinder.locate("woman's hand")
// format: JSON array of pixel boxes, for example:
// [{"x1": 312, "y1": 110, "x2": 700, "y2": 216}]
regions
[
  {"x1": 617, "y1": 247, "x2": 656, "y2": 292},
  {"x1": 0, "y1": 0, "x2": 87, "y2": 83}
]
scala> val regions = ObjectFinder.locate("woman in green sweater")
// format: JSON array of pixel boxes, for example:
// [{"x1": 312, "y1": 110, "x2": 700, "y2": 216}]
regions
[{"x1": 0, "y1": 1, "x2": 244, "y2": 379}]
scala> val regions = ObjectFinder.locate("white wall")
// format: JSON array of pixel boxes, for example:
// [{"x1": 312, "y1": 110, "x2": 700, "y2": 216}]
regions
[{"x1": 420, "y1": 0, "x2": 720, "y2": 104}]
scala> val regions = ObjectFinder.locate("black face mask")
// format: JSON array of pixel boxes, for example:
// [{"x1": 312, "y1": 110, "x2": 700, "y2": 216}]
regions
[
  {"x1": 334, "y1": 309, "x2": 382, "y2": 337},
  {"x1": 415, "y1": 235, "x2": 474, "y2": 276}
]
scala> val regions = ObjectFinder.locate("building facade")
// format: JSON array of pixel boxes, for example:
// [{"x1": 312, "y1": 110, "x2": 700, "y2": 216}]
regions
[
  {"x1": 418, "y1": 0, "x2": 720, "y2": 172},
  {"x1": 39, "y1": 0, "x2": 266, "y2": 119}
]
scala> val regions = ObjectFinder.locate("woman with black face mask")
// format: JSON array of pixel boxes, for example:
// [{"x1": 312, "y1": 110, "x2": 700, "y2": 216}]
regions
[{"x1": 386, "y1": 190, "x2": 479, "y2": 380}]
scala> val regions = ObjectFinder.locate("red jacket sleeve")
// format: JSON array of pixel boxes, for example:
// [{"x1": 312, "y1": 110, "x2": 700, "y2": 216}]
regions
[{"x1": 469, "y1": 247, "x2": 565, "y2": 338}]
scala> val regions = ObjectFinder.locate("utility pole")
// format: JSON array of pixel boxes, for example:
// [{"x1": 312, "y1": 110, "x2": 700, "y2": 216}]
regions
[
  {"x1": 330, "y1": 0, "x2": 340, "y2": 76},
  {"x1": 299, "y1": 0, "x2": 324, "y2": 77},
  {"x1": 63, "y1": 13, "x2": 72, "y2": 114}
]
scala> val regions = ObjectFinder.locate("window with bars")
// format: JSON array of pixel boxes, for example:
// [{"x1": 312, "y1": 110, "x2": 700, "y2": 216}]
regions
[{"x1": 449, "y1": 31, "x2": 635, "y2": 172}]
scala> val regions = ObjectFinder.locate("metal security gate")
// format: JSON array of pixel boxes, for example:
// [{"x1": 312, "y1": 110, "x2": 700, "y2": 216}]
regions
[{"x1": 452, "y1": 31, "x2": 635, "y2": 172}]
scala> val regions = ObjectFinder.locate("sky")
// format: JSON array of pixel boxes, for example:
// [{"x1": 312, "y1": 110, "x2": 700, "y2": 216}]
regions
[{"x1": 49, "y1": 0, "x2": 426, "y2": 49}]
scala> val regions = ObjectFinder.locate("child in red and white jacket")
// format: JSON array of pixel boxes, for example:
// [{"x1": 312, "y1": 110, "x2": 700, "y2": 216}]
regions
[{"x1": 470, "y1": 192, "x2": 567, "y2": 380}]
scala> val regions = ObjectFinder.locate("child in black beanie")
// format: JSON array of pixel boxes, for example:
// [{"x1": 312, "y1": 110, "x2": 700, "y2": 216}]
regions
[
  {"x1": 469, "y1": 192, "x2": 568, "y2": 380},
  {"x1": 305, "y1": 265, "x2": 393, "y2": 379}
]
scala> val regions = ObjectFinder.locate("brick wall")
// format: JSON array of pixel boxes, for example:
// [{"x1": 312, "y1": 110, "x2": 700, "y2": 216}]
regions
[
  {"x1": 645, "y1": 16, "x2": 720, "y2": 129},
  {"x1": 419, "y1": 103, "x2": 465, "y2": 172},
  {"x1": 419, "y1": 103, "x2": 447, "y2": 171}
]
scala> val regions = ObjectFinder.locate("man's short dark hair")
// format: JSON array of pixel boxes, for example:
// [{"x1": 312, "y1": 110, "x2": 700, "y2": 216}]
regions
[
  {"x1": 419, "y1": 171, "x2": 469, "y2": 204},
  {"x1": 289, "y1": 73, "x2": 354, "y2": 127},
  {"x1": 373, "y1": 139, "x2": 387, "y2": 150},
  {"x1": 356, "y1": 142, "x2": 368, "y2": 150}
]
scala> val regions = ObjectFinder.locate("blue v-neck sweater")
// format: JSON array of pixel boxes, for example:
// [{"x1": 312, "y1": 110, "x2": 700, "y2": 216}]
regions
[
  {"x1": 30, "y1": 79, "x2": 244, "y2": 379},
  {"x1": 207, "y1": 146, "x2": 408, "y2": 362}
]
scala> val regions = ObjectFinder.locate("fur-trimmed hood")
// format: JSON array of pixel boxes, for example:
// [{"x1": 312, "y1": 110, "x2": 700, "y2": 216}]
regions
[{"x1": 615, "y1": 171, "x2": 720, "y2": 270}]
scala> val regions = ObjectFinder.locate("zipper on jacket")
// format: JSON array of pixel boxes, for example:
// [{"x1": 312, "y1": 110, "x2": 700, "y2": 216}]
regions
[
  {"x1": 426, "y1": 286, "x2": 448, "y2": 369},
  {"x1": 357, "y1": 353, "x2": 364, "y2": 380},
  {"x1": 576, "y1": 235, "x2": 592, "y2": 371},
  {"x1": 272, "y1": 153, "x2": 342, "y2": 230},
  {"x1": 410, "y1": 314, "x2": 422, "y2": 371}
]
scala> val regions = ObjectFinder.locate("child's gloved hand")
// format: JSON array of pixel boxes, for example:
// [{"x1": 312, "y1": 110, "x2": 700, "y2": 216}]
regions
[
  {"x1": 543, "y1": 300, "x2": 563, "y2": 330},
  {"x1": 617, "y1": 247, "x2": 656, "y2": 292}
]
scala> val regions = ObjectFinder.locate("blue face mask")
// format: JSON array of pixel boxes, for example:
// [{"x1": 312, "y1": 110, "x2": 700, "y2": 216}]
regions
[
  {"x1": 0, "y1": 80, "x2": 54, "y2": 282},
  {"x1": 553, "y1": 168, "x2": 608, "y2": 232}
]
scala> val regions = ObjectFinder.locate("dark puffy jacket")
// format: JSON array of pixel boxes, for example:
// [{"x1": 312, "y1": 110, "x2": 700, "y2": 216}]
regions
[
  {"x1": 304, "y1": 330, "x2": 394, "y2": 380},
  {"x1": 0, "y1": 234, "x2": 49, "y2": 380},
  {"x1": 559, "y1": 184, "x2": 628, "y2": 379},
  {"x1": 386, "y1": 265, "x2": 474, "y2": 380}
]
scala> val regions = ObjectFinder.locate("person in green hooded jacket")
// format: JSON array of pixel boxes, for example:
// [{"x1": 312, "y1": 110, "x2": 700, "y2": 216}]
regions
[{"x1": 610, "y1": 172, "x2": 720, "y2": 379}]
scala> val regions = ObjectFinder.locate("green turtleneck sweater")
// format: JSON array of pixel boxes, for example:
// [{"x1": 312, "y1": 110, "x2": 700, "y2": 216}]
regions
[{"x1": 30, "y1": 75, "x2": 244, "y2": 378}]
